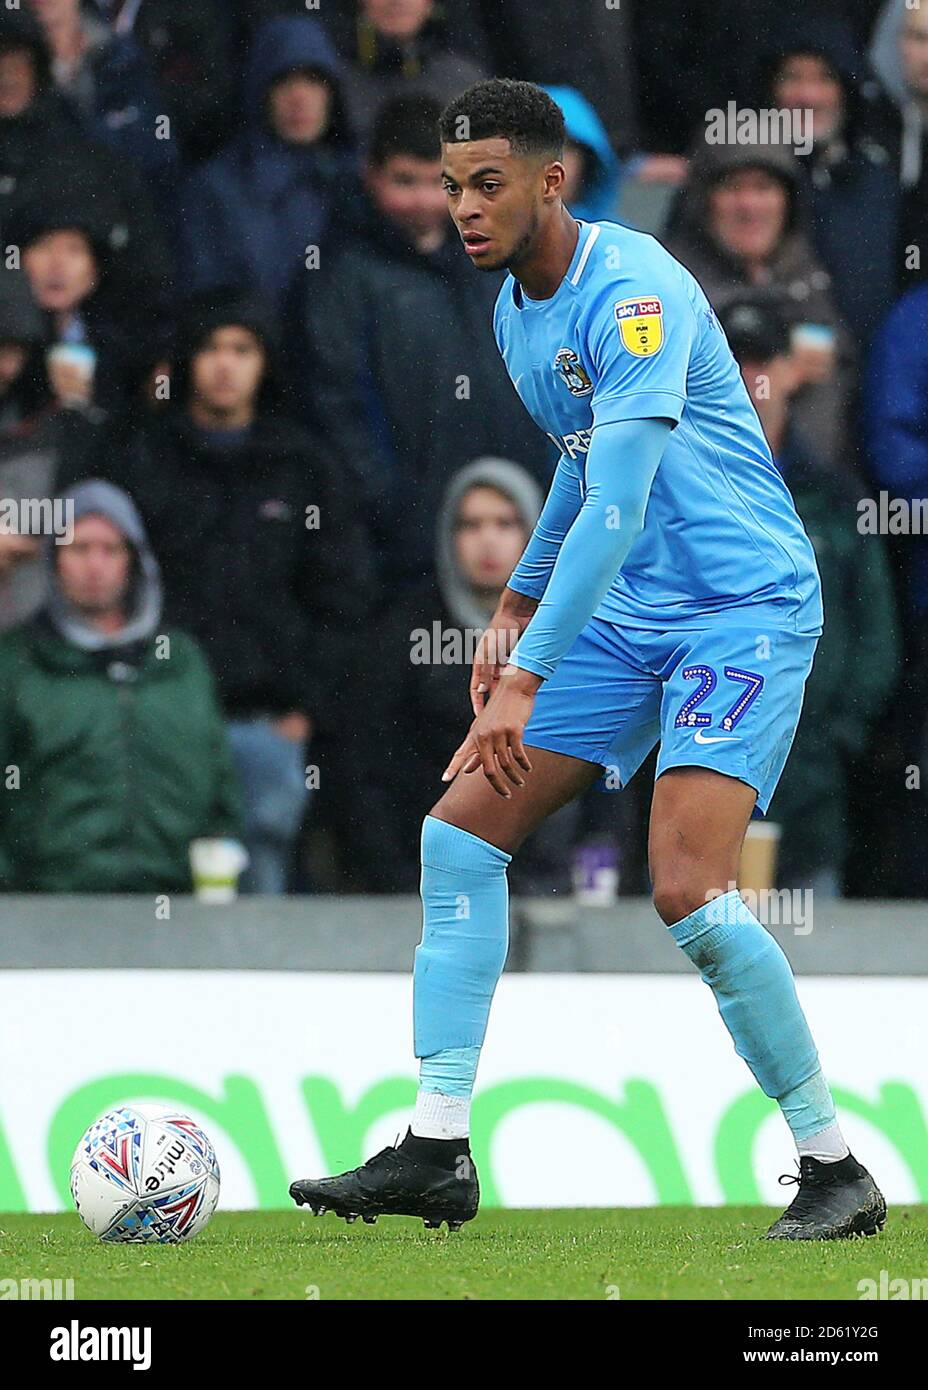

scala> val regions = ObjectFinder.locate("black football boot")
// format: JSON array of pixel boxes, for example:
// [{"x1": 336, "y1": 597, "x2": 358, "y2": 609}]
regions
[
  {"x1": 765, "y1": 1153, "x2": 886, "y2": 1240},
  {"x1": 289, "y1": 1129, "x2": 479, "y2": 1231}
]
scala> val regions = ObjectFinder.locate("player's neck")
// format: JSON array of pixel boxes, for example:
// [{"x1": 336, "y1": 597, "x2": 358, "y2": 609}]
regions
[{"x1": 512, "y1": 210, "x2": 580, "y2": 301}]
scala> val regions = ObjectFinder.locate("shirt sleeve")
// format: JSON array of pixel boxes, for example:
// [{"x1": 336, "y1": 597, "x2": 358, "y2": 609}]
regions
[
  {"x1": 585, "y1": 268, "x2": 697, "y2": 429},
  {"x1": 506, "y1": 453, "x2": 584, "y2": 601},
  {"x1": 509, "y1": 417, "x2": 673, "y2": 681}
]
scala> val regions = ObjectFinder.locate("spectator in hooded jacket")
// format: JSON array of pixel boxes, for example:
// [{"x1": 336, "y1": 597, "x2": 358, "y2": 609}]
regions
[
  {"x1": 0, "y1": 479, "x2": 242, "y2": 892},
  {"x1": 722, "y1": 296, "x2": 899, "y2": 895},
  {"x1": 97, "y1": 290, "x2": 376, "y2": 893},
  {"x1": 666, "y1": 141, "x2": 854, "y2": 468},
  {"x1": 335, "y1": 456, "x2": 580, "y2": 895},
  {"x1": 178, "y1": 15, "x2": 358, "y2": 316},
  {"x1": 322, "y1": 0, "x2": 485, "y2": 145},
  {"x1": 541, "y1": 86, "x2": 622, "y2": 223},
  {"x1": 289, "y1": 93, "x2": 555, "y2": 588},
  {"x1": 757, "y1": 16, "x2": 899, "y2": 345},
  {"x1": 25, "y1": 0, "x2": 178, "y2": 189},
  {"x1": 866, "y1": 0, "x2": 928, "y2": 292}
]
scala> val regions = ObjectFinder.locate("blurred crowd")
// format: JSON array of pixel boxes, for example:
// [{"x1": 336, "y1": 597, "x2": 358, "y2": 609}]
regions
[{"x1": 0, "y1": 0, "x2": 925, "y2": 899}]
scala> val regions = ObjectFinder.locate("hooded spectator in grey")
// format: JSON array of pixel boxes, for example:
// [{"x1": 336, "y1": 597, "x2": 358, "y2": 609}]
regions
[
  {"x1": 46, "y1": 478, "x2": 162, "y2": 650},
  {"x1": 333, "y1": 456, "x2": 581, "y2": 896},
  {"x1": 0, "y1": 476, "x2": 242, "y2": 892}
]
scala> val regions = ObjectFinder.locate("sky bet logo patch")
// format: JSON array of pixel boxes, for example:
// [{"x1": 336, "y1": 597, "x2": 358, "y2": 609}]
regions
[{"x1": 614, "y1": 297, "x2": 664, "y2": 357}]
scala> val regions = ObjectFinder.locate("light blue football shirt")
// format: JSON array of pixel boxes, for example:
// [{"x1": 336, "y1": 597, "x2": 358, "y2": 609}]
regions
[{"x1": 494, "y1": 219, "x2": 823, "y2": 634}]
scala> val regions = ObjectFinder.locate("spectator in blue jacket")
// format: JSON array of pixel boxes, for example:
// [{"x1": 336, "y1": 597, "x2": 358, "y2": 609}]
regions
[
  {"x1": 859, "y1": 279, "x2": 928, "y2": 895},
  {"x1": 541, "y1": 86, "x2": 622, "y2": 223},
  {"x1": 864, "y1": 281, "x2": 928, "y2": 622},
  {"x1": 178, "y1": 15, "x2": 358, "y2": 315}
]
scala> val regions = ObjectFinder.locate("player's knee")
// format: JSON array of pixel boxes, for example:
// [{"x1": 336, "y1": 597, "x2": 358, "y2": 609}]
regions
[{"x1": 652, "y1": 876, "x2": 710, "y2": 928}]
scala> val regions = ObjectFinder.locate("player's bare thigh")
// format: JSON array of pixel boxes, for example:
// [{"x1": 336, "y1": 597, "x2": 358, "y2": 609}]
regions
[
  {"x1": 428, "y1": 743, "x2": 603, "y2": 856},
  {"x1": 649, "y1": 766, "x2": 757, "y2": 926}
]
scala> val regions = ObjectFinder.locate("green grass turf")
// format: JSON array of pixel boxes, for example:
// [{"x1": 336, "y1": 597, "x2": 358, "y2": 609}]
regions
[{"x1": 2, "y1": 1207, "x2": 927, "y2": 1300}]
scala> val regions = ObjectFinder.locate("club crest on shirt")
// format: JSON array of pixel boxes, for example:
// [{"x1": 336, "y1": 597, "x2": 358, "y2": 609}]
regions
[
  {"x1": 553, "y1": 347, "x2": 594, "y2": 396},
  {"x1": 614, "y1": 297, "x2": 664, "y2": 356}
]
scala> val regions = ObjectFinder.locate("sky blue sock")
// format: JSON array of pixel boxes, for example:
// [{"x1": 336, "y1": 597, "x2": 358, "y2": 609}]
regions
[
  {"x1": 669, "y1": 889, "x2": 836, "y2": 1139},
  {"x1": 414, "y1": 815, "x2": 511, "y2": 1098}
]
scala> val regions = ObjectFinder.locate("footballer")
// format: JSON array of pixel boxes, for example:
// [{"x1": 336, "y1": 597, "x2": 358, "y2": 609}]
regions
[{"x1": 291, "y1": 79, "x2": 885, "y2": 1241}]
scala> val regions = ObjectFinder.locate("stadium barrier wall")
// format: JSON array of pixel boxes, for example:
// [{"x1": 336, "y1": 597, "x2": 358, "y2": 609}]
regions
[{"x1": 1, "y1": 897, "x2": 925, "y2": 1213}]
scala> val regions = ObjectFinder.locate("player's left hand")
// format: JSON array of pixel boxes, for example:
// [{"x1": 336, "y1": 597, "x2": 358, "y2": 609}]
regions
[{"x1": 442, "y1": 665, "x2": 543, "y2": 797}]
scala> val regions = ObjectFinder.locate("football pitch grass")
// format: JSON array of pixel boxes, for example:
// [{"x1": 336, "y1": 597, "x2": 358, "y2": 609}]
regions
[{"x1": 3, "y1": 1206, "x2": 928, "y2": 1300}]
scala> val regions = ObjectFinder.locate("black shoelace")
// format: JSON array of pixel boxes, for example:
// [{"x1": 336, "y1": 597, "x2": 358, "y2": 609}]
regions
[{"x1": 776, "y1": 1165, "x2": 823, "y2": 1219}]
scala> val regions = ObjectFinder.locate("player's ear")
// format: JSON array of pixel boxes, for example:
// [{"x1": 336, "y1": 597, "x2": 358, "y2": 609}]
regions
[{"x1": 543, "y1": 159, "x2": 567, "y2": 201}]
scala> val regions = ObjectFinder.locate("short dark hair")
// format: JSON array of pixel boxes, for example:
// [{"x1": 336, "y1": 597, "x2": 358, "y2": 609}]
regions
[
  {"x1": 439, "y1": 79, "x2": 565, "y2": 159},
  {"x1": 369, "y1": 93, "x2": 443, "y2": 167}
]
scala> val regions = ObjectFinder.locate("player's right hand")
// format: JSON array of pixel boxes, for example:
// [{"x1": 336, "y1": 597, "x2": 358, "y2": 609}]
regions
[{"x1": 470, "y1": 611, "x2": 532, "y2": 717}]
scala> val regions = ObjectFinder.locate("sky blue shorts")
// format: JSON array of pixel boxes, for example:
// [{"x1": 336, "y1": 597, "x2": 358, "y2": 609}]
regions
[{"x1": 521, "y1": 616, "x2": 819, "y2": 813}]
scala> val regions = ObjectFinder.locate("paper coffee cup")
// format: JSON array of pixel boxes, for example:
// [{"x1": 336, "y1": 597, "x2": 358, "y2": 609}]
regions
[
  {"x1": 46, "y1": 343, "x2": 97, "y2": 404},
  {"x1": 189, "y1": 838, "x2": 249, "y2": 903},
  {"x1": 790, "y1": 323, "x2": 835, "y2": 352},
  {"x1": 739, "y1": 821, "x2": 781, "y2": 897}
]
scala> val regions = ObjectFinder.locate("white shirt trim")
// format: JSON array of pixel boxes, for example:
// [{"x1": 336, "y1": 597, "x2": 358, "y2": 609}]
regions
[{"x1": 570, "y1": 223, "x2": 601, "y2": 285}]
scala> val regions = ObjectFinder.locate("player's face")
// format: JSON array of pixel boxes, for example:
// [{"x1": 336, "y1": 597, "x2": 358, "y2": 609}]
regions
[
  {"x1": 442, "y1": 137, "x2": 553, "y2": 273},
  {"x1": 901, "y1": 11, "x2": 928, "y2": 99},
  {"x1": 191, "y1": 327, "x2": 266, "y2": 414},
  {"x1": 708, "y1": 170, "x2": 788, "y2": 264},
  {"x1": 56, "y1": 515, "x2": 132, "y2": 619},
  {"x1": 772, "y1": 54, "x2": 844, "y2": 144},
  {"x1": 453, "y1": 486, "x2": 528, "y2": 591},
  {"x1": 24, "y1": 231, "x2": 98, "y2": 313}
]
